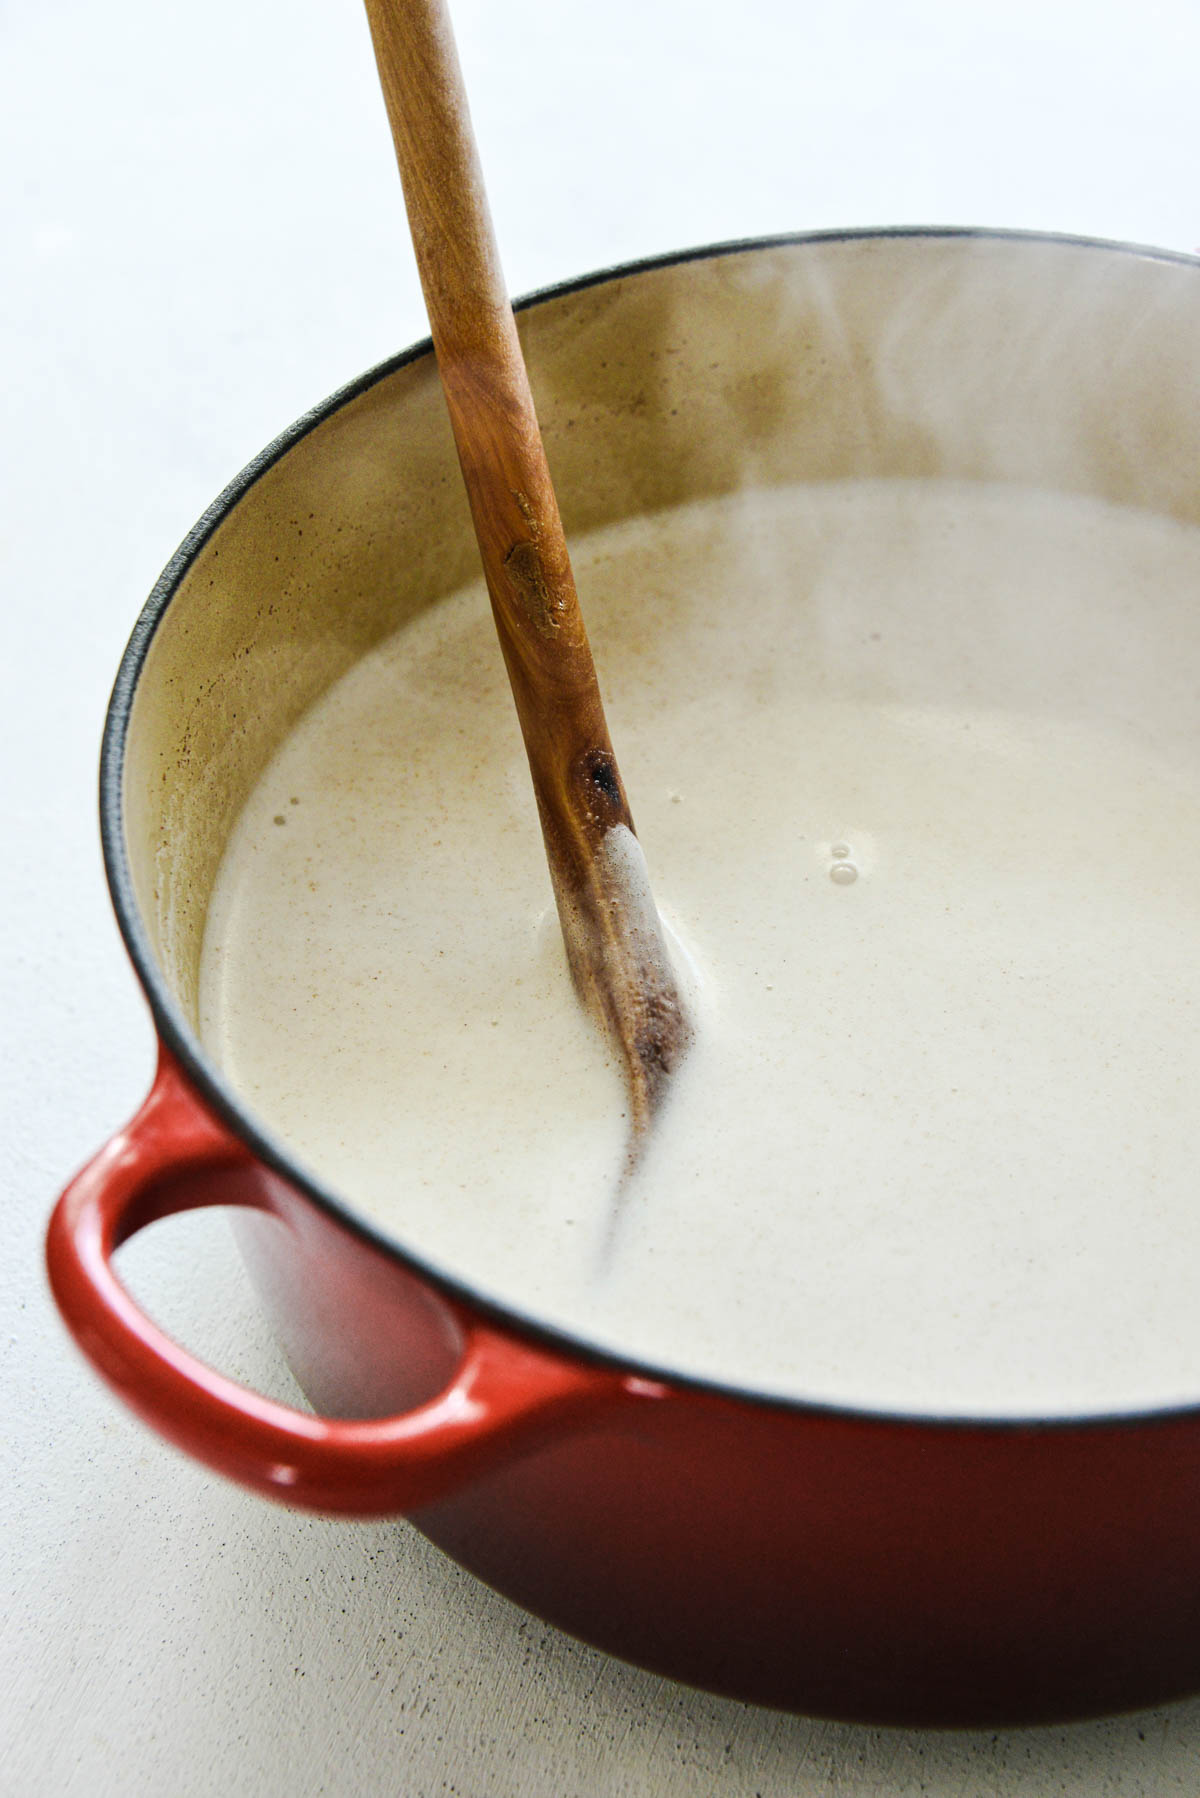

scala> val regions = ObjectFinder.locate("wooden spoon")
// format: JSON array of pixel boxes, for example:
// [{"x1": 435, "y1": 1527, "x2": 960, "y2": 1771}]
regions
[{"x1": 362, "y1": 0, "x2": 690, "y2": 1156}]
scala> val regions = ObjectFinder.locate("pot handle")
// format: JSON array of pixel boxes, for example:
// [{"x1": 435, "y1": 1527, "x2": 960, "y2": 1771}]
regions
[{"x1": 46, "y1": 1048, "x2": 625, "y2": 1515}]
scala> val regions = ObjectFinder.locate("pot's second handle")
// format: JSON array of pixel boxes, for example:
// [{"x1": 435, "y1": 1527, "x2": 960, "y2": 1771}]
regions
[{"x1": 46, "y1": 1050, "x2": 623, "y2": 1515}]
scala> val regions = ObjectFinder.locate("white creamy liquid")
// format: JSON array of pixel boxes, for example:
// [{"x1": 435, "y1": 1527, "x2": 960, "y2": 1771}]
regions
[{"x1": 199, "y1": 479, "x2": 1200, "y2": 1416}]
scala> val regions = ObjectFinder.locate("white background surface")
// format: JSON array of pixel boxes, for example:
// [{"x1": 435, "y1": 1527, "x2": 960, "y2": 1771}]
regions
[{"x1": 5, "y1": 0, "x2": 1200, "y2": 1791}]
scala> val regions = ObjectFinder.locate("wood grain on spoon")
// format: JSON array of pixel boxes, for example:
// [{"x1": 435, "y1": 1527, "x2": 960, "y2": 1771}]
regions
[{"x1": 362, "y1": 0, "x2": 690, "y2": 1150}]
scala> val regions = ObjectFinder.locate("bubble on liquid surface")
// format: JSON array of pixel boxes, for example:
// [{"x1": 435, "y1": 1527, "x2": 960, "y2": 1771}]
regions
[
  {"x1": 831, "y1": 842, "x2": 851, "y2": 859},
  {"x1": 830, "y1": 861, "x2": 858, "y2": 886}
]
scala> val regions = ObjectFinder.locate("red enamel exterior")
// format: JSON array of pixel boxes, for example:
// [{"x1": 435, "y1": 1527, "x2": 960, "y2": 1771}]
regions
[{"x1": 46, "y1": 1047, "x2": 1200, "y2": 1724}]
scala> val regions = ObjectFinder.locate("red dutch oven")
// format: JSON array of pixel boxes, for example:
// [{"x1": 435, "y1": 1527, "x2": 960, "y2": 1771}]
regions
[{"x1": 47, "y1": 231, "x2": 1200, "y2": 1726}]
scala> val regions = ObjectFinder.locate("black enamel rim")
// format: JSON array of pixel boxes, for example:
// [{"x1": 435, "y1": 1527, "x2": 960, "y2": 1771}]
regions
[{"x1": 100, "y1": 225, "x2": 1200, "y2": 1433}]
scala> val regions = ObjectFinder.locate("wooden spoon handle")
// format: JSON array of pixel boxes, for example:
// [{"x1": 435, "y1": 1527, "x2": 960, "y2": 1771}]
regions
[
  {"x1": 363, "y1": 0, "x2": 623, "y2": 862},
  {"x1": 362, "y1": 0, "x2": 689, "y2": 1139}
]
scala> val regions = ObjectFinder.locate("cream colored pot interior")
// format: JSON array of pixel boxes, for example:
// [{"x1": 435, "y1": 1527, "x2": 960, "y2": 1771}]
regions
[{"x1": 122, "y1": 234, "x2": 1200, "y2": 1029}]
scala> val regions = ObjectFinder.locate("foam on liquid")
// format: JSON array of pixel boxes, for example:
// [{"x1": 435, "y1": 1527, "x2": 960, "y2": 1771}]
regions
[{"x1": 199, "y1": 480, "x2": 1200, "y2": 1416}]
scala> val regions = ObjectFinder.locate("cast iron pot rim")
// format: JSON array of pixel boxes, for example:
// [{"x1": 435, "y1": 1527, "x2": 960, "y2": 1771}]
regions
[{"x1": 101, "y1": 223, "x2": 1200, "y2": 1436}]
